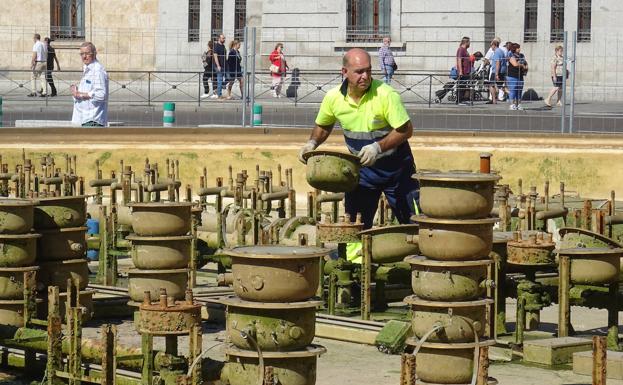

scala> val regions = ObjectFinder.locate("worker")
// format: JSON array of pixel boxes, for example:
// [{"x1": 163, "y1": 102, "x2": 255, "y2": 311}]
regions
[{"x1": 299, "y1": 48, "x2": 419, "y2": 235}]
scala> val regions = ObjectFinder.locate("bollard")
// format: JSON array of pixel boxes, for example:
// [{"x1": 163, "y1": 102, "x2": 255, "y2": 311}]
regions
[
  {"x1": 163, "y1": 102, "x2": 175, "y2": 127},
  {"x1": 253, "y1": 103, "x2": 262, "y2": 126}
]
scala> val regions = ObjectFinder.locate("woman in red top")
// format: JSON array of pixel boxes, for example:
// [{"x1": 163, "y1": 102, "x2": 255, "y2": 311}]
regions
[{"x1": 269, "y1": 43, "x2": 288, "y2": 98}]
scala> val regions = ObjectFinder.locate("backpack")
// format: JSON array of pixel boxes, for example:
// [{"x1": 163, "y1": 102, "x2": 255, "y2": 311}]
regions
[{"x1": 449, "y1": 66, "x2": 458, "y2": 80}]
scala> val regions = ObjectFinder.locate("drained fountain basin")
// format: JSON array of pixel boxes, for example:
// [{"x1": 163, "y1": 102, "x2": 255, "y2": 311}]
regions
[
  {"x1": 414, "y1": 172, "x2": 500, "y2": 219},
  {"x1": 129, "y1": 202, "x2": 192, "y2": 236},
  {"x1": 303, "y1": 150, "x2": 360, "y2": 193},
  {"x1": 412, "y1": 217, "x2": 496, "y2": 261},
  {"x1": 225, "y1": 246, "x2": 328, "y2": 302},
  {"x1": 222, "y1": 345, "x2": 326, "y2": 385},
  {"x1": 358, "y1": 224, "x2": 420, "y2": 264},
  {"x1": 405, "y1": 256, "x2": 491, "y2": 301},
  {"x1": 0, "y1": 233, "x2": 40, "y2": 267},
  {"x1": 127, "y1": 268, "x2": 188, "y2": 302},
  {"x1": 0, "y1": 199, "x2": 35, "y2": 234},
  {"x1": 34, "y1": 196, "x2": 87, "y2": 230},
  {"x1": 128, "y1": 234, "x2": 192, "y2": 270},
  {"x1": 222, "y1": 296, "x2": 320, "y2": 351}
]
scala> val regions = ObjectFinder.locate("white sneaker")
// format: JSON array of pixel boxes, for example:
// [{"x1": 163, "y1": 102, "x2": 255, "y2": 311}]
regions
[
  {"x1": 510, "y1": 104, "x2": 517, "y2": 110},
  {"x1": 210, "y1": 94, "x2": 219, "y2": 99},
  {"x1": 201, "y1": 93, "x2": 211, "y2": 99},
  {"x1": 516, "y1": 104, "x2": 524, "y2": 110}
]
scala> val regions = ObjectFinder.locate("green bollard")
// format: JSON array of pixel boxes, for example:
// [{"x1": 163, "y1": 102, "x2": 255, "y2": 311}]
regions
[
  {"x1": 163, "y1": 102, "x2": 175, "y2": 127},
  {"x1": 253, "y1": 103, "x2": 262, "y2": 126}
]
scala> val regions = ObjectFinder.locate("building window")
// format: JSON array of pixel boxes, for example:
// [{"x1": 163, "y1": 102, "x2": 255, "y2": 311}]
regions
[
  {"x1": 234, "y1": 0, "x2": 246, "y2": 41},
  {"x1": 211, "y1": 0, "x2": 223, "y2": 41},
  {"x1": 524, "y1": 0, "x2": 538, "y2": 42},
  {"x1": 188, "y1": 0, "x2": 200, "y2": 42},
  {"x1": 578, "y1": 0, "x2": 591, "y2": 42},
  {"x1": 50, "y1": 0, "x2": 85, "y2": 40},
  {"x1": 550, "y1": 0, "x2": 564, "y2": 42},
  {"x1": 346, "y1": 0, "x2": 390, "y2": 42}
]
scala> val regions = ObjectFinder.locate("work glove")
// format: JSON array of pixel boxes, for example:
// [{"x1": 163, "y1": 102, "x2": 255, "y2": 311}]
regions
[
  {"x1": 359, "y1": 142, "x2": 382, "y2": 167},
  {"x1": 298, "y1": 139, "x2": 318, "y2": 164}
]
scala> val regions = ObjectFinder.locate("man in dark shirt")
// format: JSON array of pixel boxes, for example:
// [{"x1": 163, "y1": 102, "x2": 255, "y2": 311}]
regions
[
  {"x1": 44, "y1": 37, "x2": 61, "y2": 97},
  {"x1": 212, "y1": 34, "x2": 226, "y2": 98},
  {"x1": 455, "y1": 36, "x2": 472, "y2": 105}
]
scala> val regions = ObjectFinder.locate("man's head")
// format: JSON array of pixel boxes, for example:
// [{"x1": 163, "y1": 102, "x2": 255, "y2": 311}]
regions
[
  {"x1": 44, "y1": 37, "x2": 51, "y2": 45},
  {"x1": 383, "y1": 37, "x2": 391, "y2": 46},
  {"x1": 79, "y1": 42, "x2": 97, "y2": 65},
  {"x1": 33, "y1": 33, "x2": 41, "y2": 42},
  {"x1": 218, "y1": 34, "x2": 225, "y2": 44},
  {"x1": 490, "y1": 39, "x2": 499, "y2": 48},
  {"x1": 461, "y1": 36, "x2": 470, "y2": 48},
  {"x1": 504, "y1": 41, "x2": 511, "y2": 49},
  {"x1": 342, "y1": 48, "x2": 372, "y2": 92}
]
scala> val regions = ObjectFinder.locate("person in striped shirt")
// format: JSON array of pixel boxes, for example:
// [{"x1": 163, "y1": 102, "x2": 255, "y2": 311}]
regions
[{"x1": 378, "y1": 37, "x2": 396, "y2": 84}]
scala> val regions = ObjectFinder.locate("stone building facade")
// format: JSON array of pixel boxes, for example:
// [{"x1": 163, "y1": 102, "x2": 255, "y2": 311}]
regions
[{"x1": 1, "y1": 1, "x2": 621, "y2": 100}]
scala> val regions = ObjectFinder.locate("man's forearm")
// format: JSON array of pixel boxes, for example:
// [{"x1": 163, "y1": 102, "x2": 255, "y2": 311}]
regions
[
  {"x1": 377, "y1": 121, "x2": 413, "y2": 152},
  {"x1": 310, "y1": 124, "x2": 333, "y2": 146}
]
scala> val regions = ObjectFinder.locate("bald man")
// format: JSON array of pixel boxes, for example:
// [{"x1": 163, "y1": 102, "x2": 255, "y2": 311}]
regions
[{"x1": 299, "y1": 48, "x2": 419, "y2": 230}]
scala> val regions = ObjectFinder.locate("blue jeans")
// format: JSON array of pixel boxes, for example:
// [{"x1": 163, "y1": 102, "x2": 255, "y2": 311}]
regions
[
  {"x1": 382, "y1": 65, "x2": 394, "y2": 84},
  {"x1": 216, "y1": 70, "x2": 225, "y2": 96},
  {"x1": 507, "y1": 76, "x2": 523, "y2": 101}
]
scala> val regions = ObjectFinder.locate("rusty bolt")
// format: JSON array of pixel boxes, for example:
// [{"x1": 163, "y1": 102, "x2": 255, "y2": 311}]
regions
[
  {"x1": 159, "y1": 289, "x2": 168, "y2": 308},
  {"x1": 355, "y1": 213, "x2": 362, "y2": 224},
  {"x1": 513, "y1": 231, "x2": 521, "y2": 242},
  {"x1": 185, "y1": 289, "x2": 194, "y2": 305},
  {"x1": 344, "y1": 213, "x2": 351, "y2": 223},
  {"x1": 167, "y1": 296, "x2": 175, "y2": 308},
  {"x1": 143, "y1": 291, "x2": 152, "y2": 306}
]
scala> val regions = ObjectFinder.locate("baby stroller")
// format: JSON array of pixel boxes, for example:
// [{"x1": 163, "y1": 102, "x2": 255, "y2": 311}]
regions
[
  {"x1": 434, "y1": 67, "x2": 458, "y2": 103},
  {"x1": 434, "y1": 59, "x2": 490, "y2": 103}
]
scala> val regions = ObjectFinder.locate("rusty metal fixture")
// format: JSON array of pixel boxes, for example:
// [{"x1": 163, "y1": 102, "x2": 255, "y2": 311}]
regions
[
  {"x1": 33, "y1": 195, "x2": 87, "y2": 229},
  {"x1": 127, "y1": 268, "x2": 189, "y2": 302},
  {"x1": 412, "y1": 217, "x2": 497, "y2": 261},
  {"x1": 222, "y1": 345, "x2": 326, "y2": 385},
  {"x1": 137, "y1": 289, "x2": 201, "y2": 335},
  {"x1": 0, "y1": 266, "x2": 38, "y2": 300},
  {"x1": 558, "y1": 227, "x2": 623, "y2": 249},
  {"x1": 507, "y1": 231, "x2": 555, "y2": 267},
  {"x1": 127, "y1": 234, "x2": 192, "y2": 270},
  {"x1": 406, "y1": 338, "x2": 495, "y2": 384},
  {"x1": 556, "y1": 247, "x2": 623, "y2": 285},
  {"x1": 405, "y1": 295, "x2": 492, "y2": 343},
  {"x1": 225, "y1": 245, "x2": 329, "y2": 302},
  {"x1": 302, "y1": 150, "x2": 360, "y2": 193},
  {"x1": 222, "y1": 296, "x2": 321, "y2": 351},
  {"x1": 37, "y1": 226, "x2": 86, "y2": 261},
  {"x1": 414, "y1": 172, "x2": 500, "y2": 219},
  {"x1": 0, "y1": 299, "x2": 27, "y2": 327},
  {"x1": 0, "y1": 233, "x2": 41, "y2": 267},
  {"x1": 38, "y1": 259, "x2": 89, "y2": 291},
  {"x1": 278, "y1": 216, "x2": 318, "y2": 246},
  {"x1": 129, "y1": 201, "x2": 192, "y2": 236},
  {"x1": 316, "y1": 214, "x2": 363, "y2": 243},
  {"x1": 37, "y1": 290, "x2": 95, "y2": 322},
  {"x1": 405, "y1": 256, "x2": 492, "y2": 301},
  {"x1": 358, "y1": 224, "x2": 420, "y2": 264},
  {"x1": 0, "y1": 198, "x2": 35, "y2": 234}
]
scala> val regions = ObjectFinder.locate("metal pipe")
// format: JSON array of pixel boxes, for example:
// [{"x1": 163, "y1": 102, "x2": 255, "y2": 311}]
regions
[
  {"x1": 479, "y1": 152, "x2": 492, "y2": 174},
  {"x1": 558, "y1": 254, "x2": 570, "y2": 337},
  {"x1": 561, "y1": 31, "x2": 568, "y2": 134},
  {"x1": 569, "y1": 31, "x2": 577, "y2": 134}
]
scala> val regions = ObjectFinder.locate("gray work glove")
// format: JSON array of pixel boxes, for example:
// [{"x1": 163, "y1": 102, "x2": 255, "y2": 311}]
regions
[
  {"x1": 298, "y1": 139, "x2": 318, "y2": 164},
  {"x1": 359, "y1": 142, "x2": 382, "y2": 167}
]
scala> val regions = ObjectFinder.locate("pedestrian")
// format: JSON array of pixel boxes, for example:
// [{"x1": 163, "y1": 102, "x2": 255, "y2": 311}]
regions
[
  {"x1": 507, "y1": 43, "x2": 528, "y2": 110},
  {"x1": 201, "y1": 41, "x2": 214, "y2": 99},
  {"x1": 28, "y1": 33, "x2": 47, "y2": 97},
  {"x1": 70, "y1": 42, "x2": 109, "y2": 127},
  {"x1": 298, "y1": 48, "x2": 419, "y2": 230},
  {"x1": 545, "y1": 45, "x2": 565, "y2": 107},
  {"x1": 484, "y1": 37, "x2": 500, "y2": 101},
  {"x1": 44, "y1": 37, "x2": 60, "y2": 97},
  {"x1": 379, "y1": 36, "x2": 396, "y2": 84},
  {"x1": 487, "y1": 40, "x2": 506, "y2": 105},
  {"x1": 455, "y1": 36, "x2": 472, "y2": 105},
  {"x1": 211, "y1": 34, "x2": 226, "y2": 99},
  {"x1": 226, "y1": 39, "x2": 243, "y2": 100},
  {"x1": 269, "y1": 43, "x2": 288, "y2": 98}
]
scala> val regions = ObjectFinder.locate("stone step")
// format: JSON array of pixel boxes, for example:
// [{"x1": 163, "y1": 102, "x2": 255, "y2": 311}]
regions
[
  {"x1": 573, "y1": 350, "x2": 623, "y2": 379},
  {"x1": 523, "y1": 337, "x2": 593, "y2": 365}
]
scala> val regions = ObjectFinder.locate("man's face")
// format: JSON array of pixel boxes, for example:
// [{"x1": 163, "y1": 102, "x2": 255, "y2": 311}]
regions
[
  {"x1": 384, "y1": 37, "x2": 391, "y2": 46},
  {"x1": 466, "y1": 40, "x2": 471, "y2": 48},
  {"x1": 219, "y1": 34, "x2": 225, "y2": 44},
  {"x1": 342, "y1": 53, "x2": 372, "y2": 92},
  {"x1": 79, "y1": 47, "x2": 95, "y2": 65}
]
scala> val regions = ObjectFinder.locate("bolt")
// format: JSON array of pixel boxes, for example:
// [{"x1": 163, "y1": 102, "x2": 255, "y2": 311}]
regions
[
  {"x1": 344, "y1": 213, "x2": 351, "y2": 223},
  {"x1": 513, "y1": 231, "x2": 521, "y2": 242},
  {"x1": 339, "y1": 215, "x2": 345, "y2": 223},
  {"x1": 529, "y1": 234, "x2": 537, "y2": 245},
  {"x1": 143, "y1": 291, "x2": 152, "y2": 306},
  {"x1": 355, "y1": 213, "x2": 362, "y2": 224},
  {"x1": 185, "y1": 289, "x2": 194, "y2": 305},
  {"x1": 167, "y1": 296, "x2": 175, "y2": 307},
  {"x1": 159, "y1": 288, "x2": 167, "y2": 308}
]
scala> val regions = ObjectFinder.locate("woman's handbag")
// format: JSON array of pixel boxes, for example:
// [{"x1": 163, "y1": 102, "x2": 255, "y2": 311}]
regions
[{"x1": 269, "y1": 64, "x2": 280, "y2": 73}]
